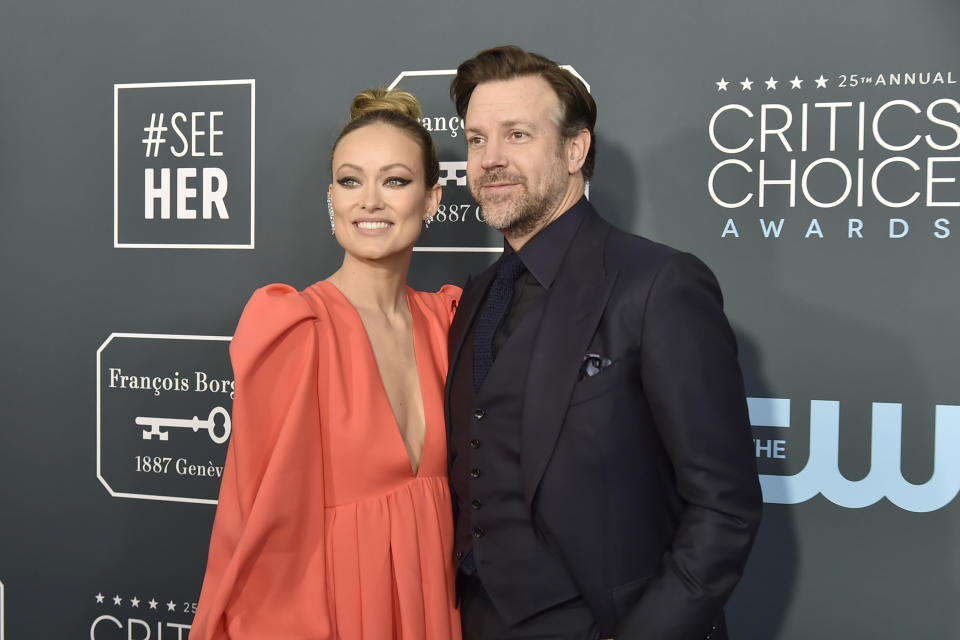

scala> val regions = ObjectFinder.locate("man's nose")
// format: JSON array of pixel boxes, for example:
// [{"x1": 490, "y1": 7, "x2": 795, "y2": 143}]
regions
[{"x1": 480, "y1": 138, "x2": 507, "y2": 170}]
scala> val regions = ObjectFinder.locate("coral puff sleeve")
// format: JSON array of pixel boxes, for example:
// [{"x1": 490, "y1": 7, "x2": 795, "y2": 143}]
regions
[
  {"x1": 437, "y1": 284, "x2": 462, "y2": 325},
  {"x1": 190, "y1": 284, "x2": 331, "y2": 640}
]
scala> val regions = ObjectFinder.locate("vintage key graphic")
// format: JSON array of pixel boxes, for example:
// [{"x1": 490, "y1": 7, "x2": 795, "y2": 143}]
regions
[
  {"x1": 437, "y1": 161, "x2": 467, "y2": 186},
  {"x1": 135, "y1": 406, "x2": 231, "y2": 444}
]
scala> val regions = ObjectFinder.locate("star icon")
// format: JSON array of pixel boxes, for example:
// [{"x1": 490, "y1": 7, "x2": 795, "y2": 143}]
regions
[
  {"x1": 95, "y1": 593, "x2": 105, "y2": 604},
  {"x1": 790, "y1": 75, "x2": 803, "y2": 89},
  {"x1": 815, "y1": 74, "x2": 828, "y2": 88},
  {"x1": 113, "y1": 595, "x2": 123, "y2": 606},
  {"x1": 765, "y1": 76, "x2": 778, "y2": 90},
  {"x1": 148, "y1": 598, "x2": 159, "y2": 610},
  {"x1": 740, "y1": 77, "x2": 753, "y2": 91},
  {"x1": 716, "y1": 77, "x2": 729, "y2": 91},
  {"x1": 131, "y1": 597, "x2": 140, "y2": 608},
  {"x1": 167, "y1": 600, "x2": 177, "y2": 612}
]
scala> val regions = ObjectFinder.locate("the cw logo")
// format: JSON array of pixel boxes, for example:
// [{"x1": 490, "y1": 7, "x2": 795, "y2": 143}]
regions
[{"x1": 749, "y1": 398, "x2": 960, "y2": 513}]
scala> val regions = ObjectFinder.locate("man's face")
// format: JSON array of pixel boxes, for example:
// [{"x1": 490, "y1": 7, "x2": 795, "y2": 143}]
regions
[{"x1": 464, "y1": 75, "x2": 571, "y2": 237}]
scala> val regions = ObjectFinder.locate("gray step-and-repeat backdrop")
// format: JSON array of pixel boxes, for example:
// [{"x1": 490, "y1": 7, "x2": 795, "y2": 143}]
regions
[{"x1": 1, "y1": 1, "x2": 957, "y2": 637}]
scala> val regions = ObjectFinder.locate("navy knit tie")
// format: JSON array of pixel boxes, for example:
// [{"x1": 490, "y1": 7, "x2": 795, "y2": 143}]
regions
[{"x1": 473, "y1": 252, "x2": 526, "y2": 392}]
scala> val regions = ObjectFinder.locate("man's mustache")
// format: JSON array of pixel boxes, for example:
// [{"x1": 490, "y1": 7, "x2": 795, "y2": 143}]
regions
[{"x1": 475, "y1": 171, "x2": 526, "y2": 187}]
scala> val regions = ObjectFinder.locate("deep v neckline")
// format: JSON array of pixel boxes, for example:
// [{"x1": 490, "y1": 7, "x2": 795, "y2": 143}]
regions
[{"x1": 320, "y1": 281, "x2": 429, "y2": 477}]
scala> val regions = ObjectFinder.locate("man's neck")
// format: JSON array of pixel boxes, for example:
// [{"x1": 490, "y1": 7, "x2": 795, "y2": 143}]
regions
[{"x1": 504, "y1": 177, "x2": 585, "y2": 251}]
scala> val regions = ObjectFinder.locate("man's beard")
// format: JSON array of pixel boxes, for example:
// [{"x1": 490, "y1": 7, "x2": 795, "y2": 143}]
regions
[{"x1": 471, "y1": 162, "x2": 568, "y2": 239}]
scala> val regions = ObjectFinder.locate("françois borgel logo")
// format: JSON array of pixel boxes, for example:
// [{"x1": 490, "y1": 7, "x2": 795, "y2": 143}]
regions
[
  {"x1": 749, "y1": 396, "x2": 960, "y2": 512},
  {"x1": 707, "y1": 70, "x2": 959, "y2": 240},
  {"x1": 97, "y1": 333, "x2": 233, "y2": 504},
  {"x1": 387, "y1": 67, "x2": 589, "y2": 253},
  {"x1": 114, "y1": 79, "x2": 255, "y2": 249}
]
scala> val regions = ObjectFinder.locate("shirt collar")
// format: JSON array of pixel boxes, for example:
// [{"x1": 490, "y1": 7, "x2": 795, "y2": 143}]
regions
[{"x1": 503, "y1": 196, "x2": 589, "y2": 289}]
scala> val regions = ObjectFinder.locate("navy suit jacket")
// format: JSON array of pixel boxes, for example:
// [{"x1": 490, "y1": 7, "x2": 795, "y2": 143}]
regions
[{"x1": 445, "y1": 202, "x2": 762, "y2": 639}]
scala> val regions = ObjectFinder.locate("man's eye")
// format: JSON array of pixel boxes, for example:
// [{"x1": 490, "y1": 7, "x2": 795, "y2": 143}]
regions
[
  {"x1": 510, "y1": 131, "x2": 527, "y2": 140},
  {"x1": 468, "y1": 136, "x2": 484, "y2": 145}
]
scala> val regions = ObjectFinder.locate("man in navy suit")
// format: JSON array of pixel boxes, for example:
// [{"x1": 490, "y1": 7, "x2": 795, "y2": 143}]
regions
[{"x1": 445, "y1": 45, "x2": 762, "y2": 639}]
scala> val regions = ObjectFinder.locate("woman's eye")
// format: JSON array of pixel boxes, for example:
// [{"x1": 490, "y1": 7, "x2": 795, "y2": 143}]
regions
[
  {"x1": 385, "y1": 177, "x2": 412, "y2": 187},
  {"x1": 337, "y1": 177, "x2": 358, "y2": 187}
]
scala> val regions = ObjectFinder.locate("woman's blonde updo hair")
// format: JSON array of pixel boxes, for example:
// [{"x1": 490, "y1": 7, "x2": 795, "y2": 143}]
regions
[
  {"x1": 350, "y1": 88, "x2": 422, "y2": 121},
  {"x1": 331, "y1": 88, "x2": 440, "y2": 187}
]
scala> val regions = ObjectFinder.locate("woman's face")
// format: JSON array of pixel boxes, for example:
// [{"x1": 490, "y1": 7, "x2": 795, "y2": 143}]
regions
[{"x1": 330, "y1": 122, "x2": 440, "y2": 262}]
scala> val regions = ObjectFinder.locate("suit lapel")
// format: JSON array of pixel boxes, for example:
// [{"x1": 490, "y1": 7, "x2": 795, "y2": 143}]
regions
[
  {"x1": 522, "y1": 208, "x2": 617, "y2": 507},
  {"x1": 444, "y1": 265, "x2": 497, "y2": 453}
]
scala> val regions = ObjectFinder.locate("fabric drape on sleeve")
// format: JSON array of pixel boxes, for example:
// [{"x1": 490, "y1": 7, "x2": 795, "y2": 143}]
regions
[{"x1": 191, "y1": 284, "x2": 331, "y2": 640}]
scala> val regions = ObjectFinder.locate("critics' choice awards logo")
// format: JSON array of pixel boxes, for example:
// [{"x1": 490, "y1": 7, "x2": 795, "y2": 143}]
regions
[
  {"x1": 387, "y1": 67, "x2": 589, "y2": 252},
  {"x1": 749, "y1": 397, "x2": 960, "y2": 512},
  {"x1": 91, "y1": 588, "x2": 195, "y2": 639},
  {"x1": 114, "y1": 80, "x2": 255, "y2": 249},
  {"x1": 97, "y1": 333, "x2": 233, "y2": 504},
  {"x1": 707, "y1": 70, "x2": 960, "y2": 240}
]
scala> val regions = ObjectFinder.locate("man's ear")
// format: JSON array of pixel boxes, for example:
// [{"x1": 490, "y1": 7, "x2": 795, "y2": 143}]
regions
[{"x1": 565, "y1": 128, "x2": 591, "y2": 175}]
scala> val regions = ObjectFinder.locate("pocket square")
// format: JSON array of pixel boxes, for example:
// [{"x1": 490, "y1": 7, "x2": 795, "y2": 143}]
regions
[{"x1": 580, "y1": 353, "x2": 613, "y2": 379}]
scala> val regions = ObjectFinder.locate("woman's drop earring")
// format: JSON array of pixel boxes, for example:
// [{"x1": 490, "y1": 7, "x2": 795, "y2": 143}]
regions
[{"x1": 327, "y1": 193, "x2": 335, "y2": 235}]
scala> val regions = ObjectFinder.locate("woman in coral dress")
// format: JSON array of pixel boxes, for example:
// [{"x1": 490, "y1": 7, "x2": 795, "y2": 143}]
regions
[{"x1": 190, "y1": 89, "x2": 462, "y2": 640}]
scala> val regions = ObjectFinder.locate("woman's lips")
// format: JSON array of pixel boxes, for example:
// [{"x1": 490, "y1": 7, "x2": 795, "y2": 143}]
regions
[{"x1": 353, "y1": 219, "x2": 393, "y2": 234}]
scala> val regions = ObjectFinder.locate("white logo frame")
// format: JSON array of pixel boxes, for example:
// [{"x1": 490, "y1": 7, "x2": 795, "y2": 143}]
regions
[
  {"x1": 96, "y1": 332, "x2": 232, "y2": 504},
  {"x1": 113, "y1": 79, "x2": 256, "y2": 249}
]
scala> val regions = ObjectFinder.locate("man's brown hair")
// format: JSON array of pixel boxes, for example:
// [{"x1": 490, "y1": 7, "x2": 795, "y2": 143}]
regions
[{"x1": 451, "y1": 45, "x2": 597, "y2": 180}]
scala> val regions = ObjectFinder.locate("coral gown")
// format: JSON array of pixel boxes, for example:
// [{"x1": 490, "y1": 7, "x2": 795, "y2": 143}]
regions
[{"x1": 190, "y1": 281, "x2": 462, "y2": 640}]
